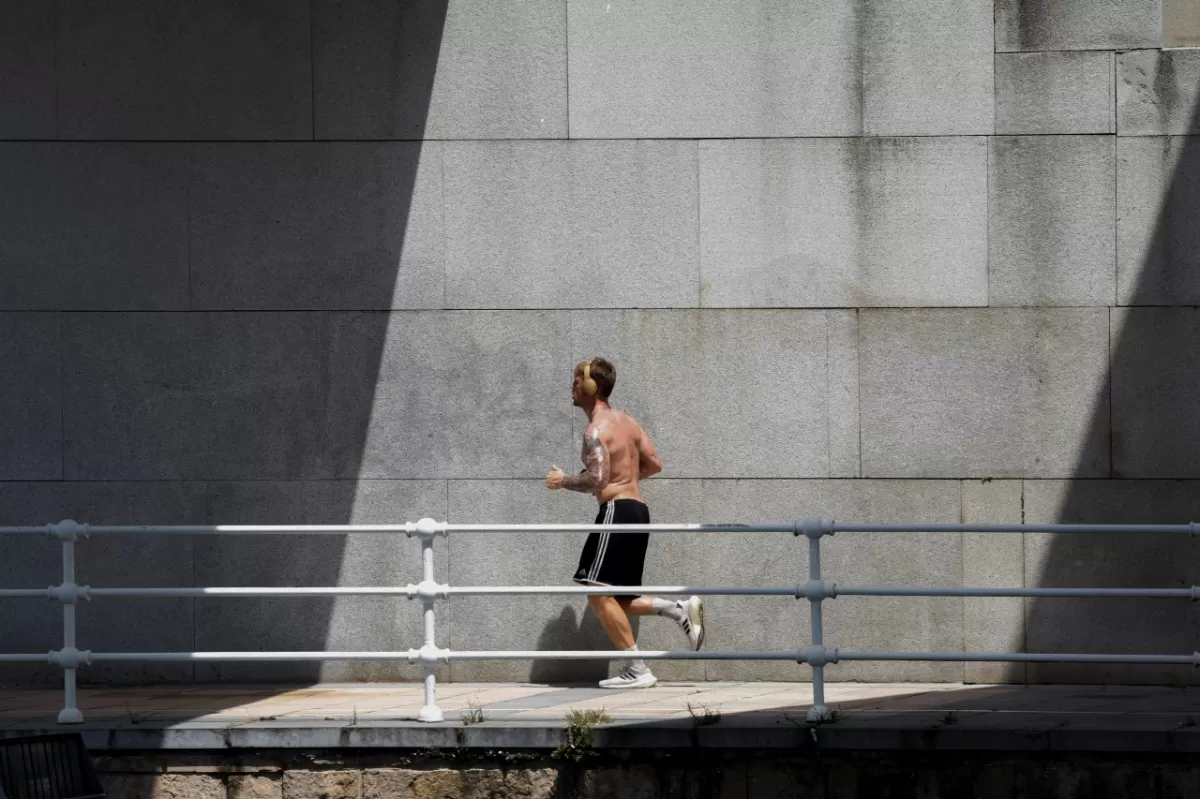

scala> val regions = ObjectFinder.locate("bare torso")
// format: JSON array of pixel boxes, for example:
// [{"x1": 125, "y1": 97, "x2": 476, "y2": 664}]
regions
[{"x1": 583, "y1": 408, "x2": 650, "y2": 503}]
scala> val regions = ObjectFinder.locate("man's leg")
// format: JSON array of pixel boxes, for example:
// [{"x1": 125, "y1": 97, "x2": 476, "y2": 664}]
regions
[
  {"x1": 588, "y1": 594, "x2": 704, "y2": 651},
  {"x1": 622, "y1": 596, "x2": 705, "y2": 651},
  {"x1": 621, "y1": 597, "x2": 657, "y2": 617},
  {"x1": 588, "y1": 596, "x2": 679, "y2": 642},
  {"x1": 588, "y1": 594, "x2": 635, "y2": 650},
  {"x1": 588, "y1": 593, "x2": 656, "y2": 688}
]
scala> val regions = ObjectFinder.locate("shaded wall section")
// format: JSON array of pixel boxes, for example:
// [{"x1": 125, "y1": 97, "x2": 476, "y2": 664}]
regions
[
  {"x1": 1023, "y1": 48, "x2": 1200, "y2": 685},
  {"x1": 0, "y1": 0, "x2": 456, "y2": 684}
]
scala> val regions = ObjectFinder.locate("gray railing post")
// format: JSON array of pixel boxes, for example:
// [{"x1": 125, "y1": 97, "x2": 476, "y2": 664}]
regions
[
  {"x1": 406, "y1": 518, "x2": 448, "y2": 722},
  {"x1": 796, "y1": 518, "x2": 837, "y2": 722},
  {"x1": 48, "y1": 520, "x2": 90, "y2": 724}
]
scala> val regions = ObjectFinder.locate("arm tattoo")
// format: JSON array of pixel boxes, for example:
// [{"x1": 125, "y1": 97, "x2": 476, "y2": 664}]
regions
[{"x1": 561, "y1": 429, "x2": 609, "y2": 493}]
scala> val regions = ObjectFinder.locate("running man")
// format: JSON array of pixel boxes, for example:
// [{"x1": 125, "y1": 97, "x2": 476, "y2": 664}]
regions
[{"x1": 546, "y1": 357, "x2": 704, "y2": 689}]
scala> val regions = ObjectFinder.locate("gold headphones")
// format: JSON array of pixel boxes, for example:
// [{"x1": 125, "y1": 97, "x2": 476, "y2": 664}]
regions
[{"x1": 581, "y1": 360, "x2": 597, "y2": 396}]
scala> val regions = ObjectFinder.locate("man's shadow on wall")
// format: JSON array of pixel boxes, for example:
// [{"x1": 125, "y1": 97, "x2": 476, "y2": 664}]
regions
[{"x1": 531, "y1": 606, "x2": 637, "y2": 684}]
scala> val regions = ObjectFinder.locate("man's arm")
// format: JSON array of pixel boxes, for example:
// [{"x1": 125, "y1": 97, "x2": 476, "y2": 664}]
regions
[
  {"x1": 637, "y1": 426, "x2": 663, "y2": 479},
  {"x1": 560, "y1": 428, "x2": 610, "y2": 493}
]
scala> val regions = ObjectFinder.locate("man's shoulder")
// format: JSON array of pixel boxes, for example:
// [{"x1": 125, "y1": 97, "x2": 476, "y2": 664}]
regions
[
  {"x1": 610, "y1": 410, "x2": 646, "y2": 440},
  {"x1": 621, "y1": 410, "x2": 648, "y2": 433},
  {"x1": 589, "y1": 410, "x2": 643, "y2": 440}
]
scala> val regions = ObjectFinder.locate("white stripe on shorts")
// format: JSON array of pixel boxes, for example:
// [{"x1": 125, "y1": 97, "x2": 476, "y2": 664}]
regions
[
  {"x1": 588, "y1": 500, "x2": 615, "y2": 582},
  {"x1": 592, "y1": 499, "x2": 619, "y2": 578}
]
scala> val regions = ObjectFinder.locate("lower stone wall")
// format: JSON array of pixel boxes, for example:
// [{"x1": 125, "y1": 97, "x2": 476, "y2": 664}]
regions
[
  {"x1": 92, "y1": 750, "x2": 1200, "y2": 799},
  {"x1": 102, "y1": 768, "x2": 559, "y2": 799}
]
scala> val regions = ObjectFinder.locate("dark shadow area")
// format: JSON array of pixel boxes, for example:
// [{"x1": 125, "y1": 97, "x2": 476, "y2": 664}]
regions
[
  {"x1": 181, "y1": 0, "x2": 450, "y2": 685},
  {"x1": 0, "y1": 732, "x2": 104, "y2": 799},
  {"x1": 1025, "y1": 78, "x2": 1200, "y2": 684},
  {"x1": 600, "y1": 683, "x2": 1200, "y2": 797},
  {"x1": 0, "y1": 0, "x2": 450, "y2": 703},
  {"x1": 1009, "y1": 0, "x2": 1057, "y2": 51},
  {"x1": 530, "y1": 606, "x2": 630, "y2": 685}
]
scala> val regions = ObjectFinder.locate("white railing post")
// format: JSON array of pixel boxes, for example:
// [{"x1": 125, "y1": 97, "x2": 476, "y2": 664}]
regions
[
  {"x1": 405, "y1": 518, "x2": 448, "y2": 722},
  {"x1": 48, "y1": 520, "x2": 90, "y2": 724},
  {"x1": 796, "y1": 518, "x2": 837, "y2": 723}
]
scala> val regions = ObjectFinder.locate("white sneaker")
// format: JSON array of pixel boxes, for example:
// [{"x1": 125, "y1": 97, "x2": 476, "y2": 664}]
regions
[
  {"x1": 676, "y1": 596, "x2": 705, "y2": 651},
  {"x1": 599, "y1": 668, "x2": 658, "y2": 689}
]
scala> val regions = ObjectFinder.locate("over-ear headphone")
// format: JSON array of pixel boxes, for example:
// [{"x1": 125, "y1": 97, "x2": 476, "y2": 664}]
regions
[{"x1": 581, "y1": 361, "x2": 597, "y2": 396}]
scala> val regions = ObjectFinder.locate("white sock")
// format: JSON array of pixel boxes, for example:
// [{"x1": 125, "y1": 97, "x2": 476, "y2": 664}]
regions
[
  {"x1": 651, "y1": 597, "x2": 684, "y2": 621},
  {"x1": 624, "y1": 644, "x2": 648, "y2": 674}
]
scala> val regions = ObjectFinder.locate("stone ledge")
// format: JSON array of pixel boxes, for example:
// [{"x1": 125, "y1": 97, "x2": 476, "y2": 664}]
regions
[
  {"x1": 8, "y1": 713, "x2": 1200, "y2": 755},
  {"x1": 7, "y1": 683, "x2": 1200, "y2": 755}
]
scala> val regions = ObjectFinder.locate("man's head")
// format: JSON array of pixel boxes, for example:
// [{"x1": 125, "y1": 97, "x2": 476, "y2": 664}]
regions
[{"x1": 572, "y1": 357, "x2": 615, "y2": 405}]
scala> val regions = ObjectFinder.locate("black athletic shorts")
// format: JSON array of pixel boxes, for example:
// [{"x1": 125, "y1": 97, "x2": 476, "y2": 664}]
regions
[{"x1": 573, "y1": 499, "x2": 650, "y2": 599}]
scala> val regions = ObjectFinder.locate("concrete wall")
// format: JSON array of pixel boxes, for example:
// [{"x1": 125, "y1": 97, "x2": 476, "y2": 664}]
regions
[{"x1": 1, "y1": 0, "x2": 1197, "y2": 686}]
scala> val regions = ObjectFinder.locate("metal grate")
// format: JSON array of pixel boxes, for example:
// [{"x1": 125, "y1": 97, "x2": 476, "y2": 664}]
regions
[{"x1": 0, "y1": 735, "x2": 104, "y2": 799}]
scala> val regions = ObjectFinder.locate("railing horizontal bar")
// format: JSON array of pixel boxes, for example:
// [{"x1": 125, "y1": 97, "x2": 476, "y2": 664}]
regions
[
  {"x1": 3, "y1": 522, "x2": 1195, "y2": 535},
  {"x1": 837, "y1": 586, "x2": 1197, "y2": 598},
  {"x1": 83, "y1": 651, "x2": 795, "y2": 662},
  {"x1": 0, "y1": 523, "x2": 794, "y2": 536},
  {"x1": 8, "y1": 585, "x2": 1193, "y2": 600},
  {"x1": 445, "y1": 586, "x2": 793, "y2": 596},
  {"x1": 89, "y1": 588, "x2": 414, "y2": 597},
  {"x1": 13, "y1": 650, "x2": 1198, "y2": 664},
  {"x1": 86, "y1": 652, "x2": 413, "y2": 661},
  {"x1": 51, "y1": 586, "x2": 1199, "y2": 600},
  {"x1": 837, "y1": 652, "x2": 1199, "y2": 664},
  {"x1": 82, "y1": 586, "x2": 800, "y2": 598},
  {"x1": 447, "y1": 651, "x2": 791, "y2": 660},
  {"x1": 834, "y1": 523, "x2": 1195, "y2": 535},
  {"x1": 0, "y1": 525, "x2": 414, "y2": 535},
  {"x1": 443, "y1": 524, "x2": 795, "y2": 534}
]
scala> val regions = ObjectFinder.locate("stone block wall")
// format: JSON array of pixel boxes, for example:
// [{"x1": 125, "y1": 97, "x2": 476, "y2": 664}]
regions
[
  {"x1": 1, "y1": 0, "x2": 1198, "y2": 685},
  {"x1": 90, "y1": 752, "x2": 1200, "y2": 799}
]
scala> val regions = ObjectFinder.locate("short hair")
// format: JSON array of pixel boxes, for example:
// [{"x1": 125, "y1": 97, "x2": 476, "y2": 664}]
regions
[{"x1": 577, "y1": 357, "x2": 616, "y2": 400}]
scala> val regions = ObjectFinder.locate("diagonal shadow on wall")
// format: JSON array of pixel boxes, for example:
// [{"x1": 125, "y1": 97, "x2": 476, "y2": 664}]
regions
[
  {"x1": 1023, "y1": 78, "x2": 1200, "y2": 684},
  {"x1": 0, "y1": 0, "x2": 451, "y2": 692},
  {"x1": 157, "y1": 0, "x2": 454, "y2": 687}
]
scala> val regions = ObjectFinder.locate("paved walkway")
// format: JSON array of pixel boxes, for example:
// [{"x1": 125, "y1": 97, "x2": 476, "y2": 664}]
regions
[{"x1": 4, "y1": 682, "x2": 1200, "y2": 752}]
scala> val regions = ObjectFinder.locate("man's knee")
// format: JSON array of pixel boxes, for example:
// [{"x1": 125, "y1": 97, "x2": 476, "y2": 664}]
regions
[{"x1": 587, "y1": 591, "x2": 637, "y2": 611}]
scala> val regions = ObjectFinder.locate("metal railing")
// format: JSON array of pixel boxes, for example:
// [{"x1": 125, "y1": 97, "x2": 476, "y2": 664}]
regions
[{"x1": 2, "y1": 517, "x2": 1199, "y2": 724}]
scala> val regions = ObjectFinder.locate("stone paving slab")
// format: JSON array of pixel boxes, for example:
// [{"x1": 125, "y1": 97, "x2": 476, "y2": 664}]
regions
[{"x1": 3, "y1": 682, "x2": 1200, "y2": 753}]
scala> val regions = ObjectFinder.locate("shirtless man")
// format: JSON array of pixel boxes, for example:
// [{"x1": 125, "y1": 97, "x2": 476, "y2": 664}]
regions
[{"x1": 545, "y1": 357, "x2": 704, "y2": 689}]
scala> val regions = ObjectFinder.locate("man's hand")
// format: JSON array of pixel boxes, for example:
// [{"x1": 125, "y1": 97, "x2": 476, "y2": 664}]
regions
[{"x1": 546, "y1": 465, "x2": 565, "y2": 490}]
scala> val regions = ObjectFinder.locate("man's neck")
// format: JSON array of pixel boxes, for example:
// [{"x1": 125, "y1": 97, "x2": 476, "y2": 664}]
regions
[{"x1": 584, "y1": 400, "x2": 611, "y2": 423}]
